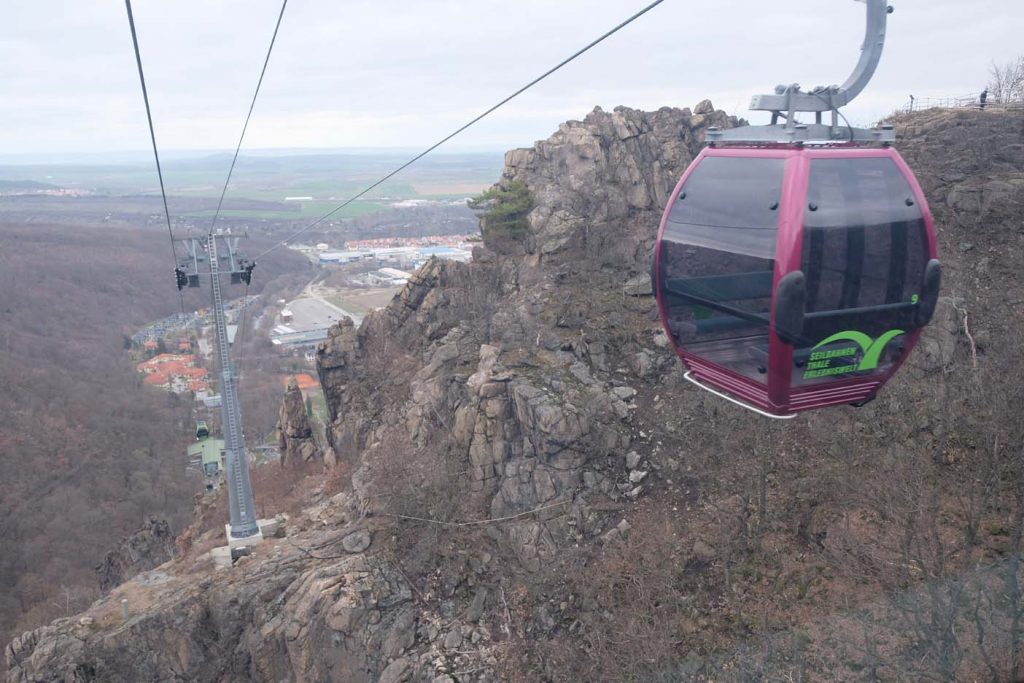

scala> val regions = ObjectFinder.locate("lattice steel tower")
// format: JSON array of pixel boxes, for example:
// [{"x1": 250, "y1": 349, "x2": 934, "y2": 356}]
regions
[{"x1": 178, "y1": 233, "x2": 259, "y2": 539}]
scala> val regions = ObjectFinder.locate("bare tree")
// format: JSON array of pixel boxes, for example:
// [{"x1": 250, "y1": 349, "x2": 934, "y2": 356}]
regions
[{"x1": 988, "y1": 56, "x2": 1024, "y2": 103}]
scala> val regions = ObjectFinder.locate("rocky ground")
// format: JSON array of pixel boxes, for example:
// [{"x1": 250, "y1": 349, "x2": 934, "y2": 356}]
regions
[{"x1": 7, "y1": 104, "x2": 1024, "y2": 682}]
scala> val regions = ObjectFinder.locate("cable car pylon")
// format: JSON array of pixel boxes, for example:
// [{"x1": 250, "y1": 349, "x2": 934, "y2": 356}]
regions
[
  {"x1": 178, "y1": 232, "x2": 261, "y2": 543},
  {"x1": 124, "y1": 0, "x2": 287, "y2": 553}
]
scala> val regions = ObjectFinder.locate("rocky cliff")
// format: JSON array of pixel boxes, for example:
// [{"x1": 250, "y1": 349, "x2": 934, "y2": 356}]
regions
[
  {"x1": 8, "y1": 104, "x2": 1024, "y2": 683},
  {"x1": 95, "y1": 519, "x2": 175, "y2": 592},
  {"x1": 278, "y1": 377, "x2": 322, "y2": 467}
]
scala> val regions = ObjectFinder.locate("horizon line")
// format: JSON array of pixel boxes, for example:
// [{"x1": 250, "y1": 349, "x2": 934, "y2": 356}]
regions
[{"x1": 0, "y1": 146, "x2": 509, "y2": 166}]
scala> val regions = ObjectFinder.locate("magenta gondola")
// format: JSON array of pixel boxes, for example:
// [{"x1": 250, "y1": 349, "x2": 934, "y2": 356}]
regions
[
  {"x1": 654, "y1": 145, "x2": 939, "y2": 417},
  {"x1": 652, "y1": 0, "x2": 940, "y2": 417}
]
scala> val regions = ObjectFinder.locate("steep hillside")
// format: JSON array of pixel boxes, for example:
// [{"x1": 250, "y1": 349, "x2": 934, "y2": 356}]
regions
[{"x1": 8, "y1": 104, "x2": 1024, "y2": 683}]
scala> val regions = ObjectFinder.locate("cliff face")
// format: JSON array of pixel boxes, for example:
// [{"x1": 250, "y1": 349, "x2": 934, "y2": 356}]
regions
[
  {"x1": 9, "y1": 105, "x2": 1024, "y2": 683},
  {"x1": 277, "y1": 378, "x2": 322, "y2": 467},
  {"x1": 95, "y1": 518, "x2": 175, "y2": 592},
  {"x1": 314, "y1": 105, "x2": 735, "y2": 571}
]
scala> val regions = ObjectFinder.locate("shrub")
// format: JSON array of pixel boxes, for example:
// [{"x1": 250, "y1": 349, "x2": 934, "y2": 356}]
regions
[{"x1": 469, "y1": 179, "x2": 533, "y2": 248}]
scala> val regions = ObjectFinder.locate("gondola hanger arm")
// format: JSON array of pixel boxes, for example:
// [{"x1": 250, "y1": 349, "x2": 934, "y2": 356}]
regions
[{"x1": 748, "y1": 0, "x2": 892, "y2": 114}]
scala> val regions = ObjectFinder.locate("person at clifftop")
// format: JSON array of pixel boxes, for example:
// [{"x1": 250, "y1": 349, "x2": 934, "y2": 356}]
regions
[{"x1": 980, "y1": 89, "x2": 988, "y2": 110}]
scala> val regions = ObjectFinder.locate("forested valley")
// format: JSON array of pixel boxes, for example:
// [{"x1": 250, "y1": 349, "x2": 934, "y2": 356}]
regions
[{"x1": 0, "y1": 219, "x2": 307, "y2": 650}]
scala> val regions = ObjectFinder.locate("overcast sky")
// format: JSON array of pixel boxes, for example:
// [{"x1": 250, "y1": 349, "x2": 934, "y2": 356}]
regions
[{"x1": 2, "y1": 0, "x2": 1020, "y2": 158}]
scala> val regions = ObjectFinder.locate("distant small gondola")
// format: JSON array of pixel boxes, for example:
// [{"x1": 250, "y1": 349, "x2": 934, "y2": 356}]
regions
[{"x1": 188, "y1": 421, "x2": 225, "y2": 491}]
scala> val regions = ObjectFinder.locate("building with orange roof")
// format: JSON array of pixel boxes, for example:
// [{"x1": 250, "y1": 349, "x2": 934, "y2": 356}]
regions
[
  {"x1": 137, "y1": 353, "x2": 188, "y2": 371},
  {"x1": 137, "y1": 352, "x2": 210, "y2": 398},
  {"x1": 187, "y1": 379, "x2": 210, "y2": 393},
  {"x1": 283, "y1": 373, "x2": 319, "y2": 392},
  {"x1": 144, "y1": 372, "x2": 170, "y2": 387},
  {"x1": 137, "y1": 354, "x2": 197, "y2": 373}
]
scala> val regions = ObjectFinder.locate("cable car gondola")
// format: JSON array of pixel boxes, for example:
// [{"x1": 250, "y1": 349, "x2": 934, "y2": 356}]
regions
[{"x1": 653, "y1": 0, "x2": 940, "y2": 417}]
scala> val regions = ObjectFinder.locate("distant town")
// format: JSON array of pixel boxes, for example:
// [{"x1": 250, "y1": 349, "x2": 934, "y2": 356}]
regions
[
  {"x1": 290, "y1": 232, "x2": 476, "y2": 272},
  {"x1": 131, "y1": 232, "x2": 479, "y2": 407},
  {"x1": 271, "y1": 233, "x2": 477, "y2": 347}
]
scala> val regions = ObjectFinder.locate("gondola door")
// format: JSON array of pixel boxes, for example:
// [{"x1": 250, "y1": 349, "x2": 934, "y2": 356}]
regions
[
  {"x1": 656, "y1": 148, "x2": 794, "y2": 411},
  {"x1": 771, "y1": 149, "x2": 939, "y2": 412}
]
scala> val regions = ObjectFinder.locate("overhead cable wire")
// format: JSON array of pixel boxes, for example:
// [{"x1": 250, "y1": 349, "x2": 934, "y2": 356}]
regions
[
  {"x1": 124, "y1": 0, "x2": 186, "y2": 314},
  {"x1": 208, "y1": 0, "x2": 286, "y2": 394},
  {"x1": 253, "y1": 0, "x2": 668, "y2": 261},
  {"x1": 234, "y1": 282, "x2": 252, "y2": 380},
  {"x1": 209, "y1": 0, "x2": 289, "y2": 236}
]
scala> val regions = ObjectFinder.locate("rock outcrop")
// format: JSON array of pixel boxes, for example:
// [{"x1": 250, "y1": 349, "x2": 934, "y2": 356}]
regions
[
  {"x1": 6, "y1": 521, "x2": 425, "y2": 683},
  {"x1": 313, "y1": 105, "x2": 736, "y2": 541},
  {"x1": 502, "y1": 104, "x2": 733, "y2": 260},
  {"x1": 94, "y1": 518, "x2": 175, "y2": 592},
  {"x1": 277, "y1": 377, "x2": 321, "y2": 466}
]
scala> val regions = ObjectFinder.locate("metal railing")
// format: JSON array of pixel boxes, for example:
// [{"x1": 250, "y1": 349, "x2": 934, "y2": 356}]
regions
[{"x1": 904, "y1": 93, "x2": 1024, "y2": 113}]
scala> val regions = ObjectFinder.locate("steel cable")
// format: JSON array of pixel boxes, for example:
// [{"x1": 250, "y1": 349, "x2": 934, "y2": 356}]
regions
[
  {"x1": 253, "y1": 0, "x2": 668, "y2": 261},
  {"x1": 209, "y1": 0, "x2": 289, "y2": 236},
  {"x1": 124, "y1": 0, "x2": 186, "y2": 315}
]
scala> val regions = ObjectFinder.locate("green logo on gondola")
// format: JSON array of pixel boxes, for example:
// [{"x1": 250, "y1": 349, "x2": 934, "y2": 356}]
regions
[{"x1": 802, "y1": 329, "x2": 905, "y2": 379}]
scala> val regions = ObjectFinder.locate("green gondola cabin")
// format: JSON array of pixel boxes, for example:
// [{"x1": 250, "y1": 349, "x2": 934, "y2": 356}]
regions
[{"x1": 188, "y1": 421, "x2": 225, "y2": 486}]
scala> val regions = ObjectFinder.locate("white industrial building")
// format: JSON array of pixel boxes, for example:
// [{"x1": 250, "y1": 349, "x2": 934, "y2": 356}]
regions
[
  {"x1": 319, "y1": 250, "x2": 366, "y2": 264},
  {"x1": 379, "y1": 267, "x2": 413, "y2": 280},
  {"x1": 318, "y1": 244, "x2": 472, "y2": 269}
]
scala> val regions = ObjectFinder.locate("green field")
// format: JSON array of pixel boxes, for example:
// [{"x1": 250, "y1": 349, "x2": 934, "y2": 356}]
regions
[
  {"x1": 324, "y1": 287, "x2": 401, "y2": 316},
  {"x1": 306, "y1": 391, "x2": 329, "y2": 446},
  {"x1": 325, "y1": 296, "x2": 370, "y2": 316},
  {"x1": 0, "y1": 150, "x2": 502, "y2": 221},
  {"x1": 0, "y1": 151, "x2": 499, "y2": 196},
  {"x1": 181, "y1": 200, "x2": 391, "y2": 221}
]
